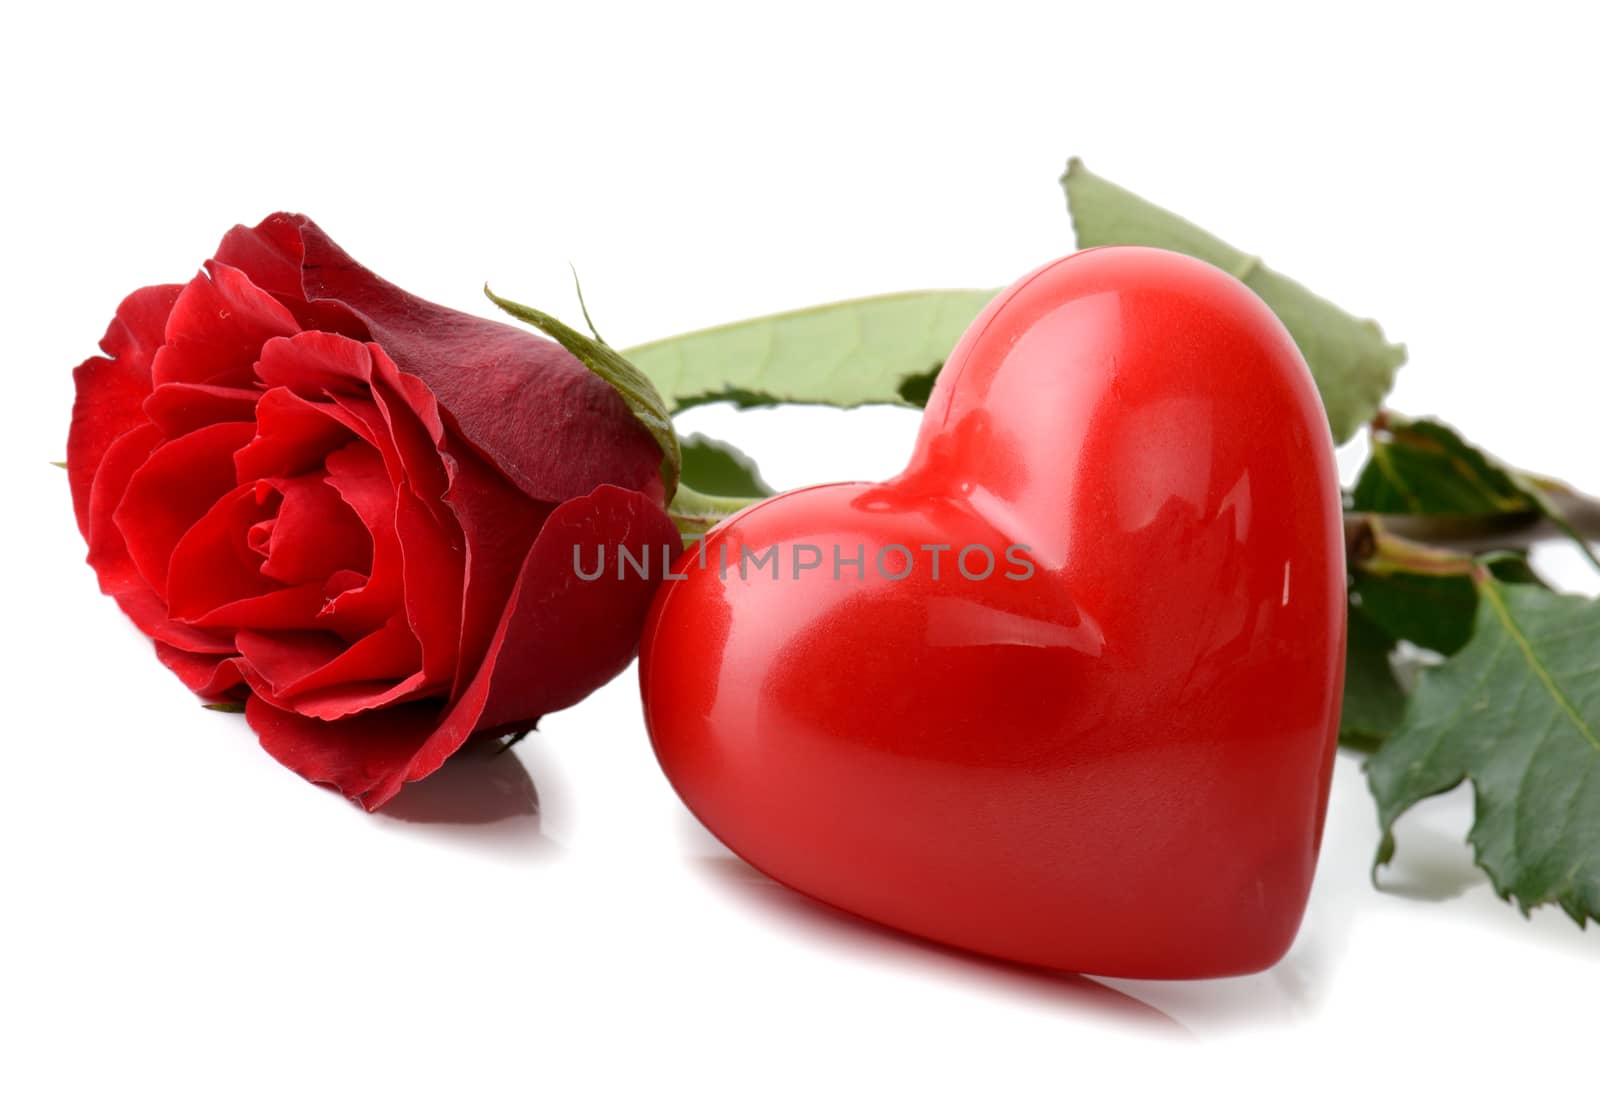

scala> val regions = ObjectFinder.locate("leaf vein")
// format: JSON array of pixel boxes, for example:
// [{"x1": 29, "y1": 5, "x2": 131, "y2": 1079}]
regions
[{"x1": 1480, "y1": 579, "x2": 1600, "y2": 756}]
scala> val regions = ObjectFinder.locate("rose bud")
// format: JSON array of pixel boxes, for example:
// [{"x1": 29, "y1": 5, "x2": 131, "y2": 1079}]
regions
[{"x1": 67, "y1": 213, "x2": 680, "y2": 809}]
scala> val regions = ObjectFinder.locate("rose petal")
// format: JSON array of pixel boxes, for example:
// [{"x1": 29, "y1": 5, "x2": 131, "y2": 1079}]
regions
[
  {"x1": 275, "y1": 617, "x2": 421, "y2": 701},
  {"x1": 247, "y1": 517, "x2": 275, "y2": 559},
  {"x1": 166, "y1": 484, "x2": 280, "y2": 622},
  {"x1": 205, "y1": 217, "x2": 369, "y2": 336},
  {"x1": 368, "y1": 350, "x2": 451, "y2": 508},
  {"x1": 253, "y1": 330, "x2": 375, "y2": 399},
  {"x1": 192, "y1": 583, "x2": 332, "y2": 633},
  {"x1": 285, "y1": 677, "x2": 432, "y2": 722},
  {"x1": 262, "y1": 335, "x2": 449, "y2": 510},
  {"x1": 395, "y1": 487, "x2": 462, "y2": 686},
  {"x1": 214, "y1": 213, "x2": 664, "y2": 504},
  {"x1": 258, "y1": 473, "x2": 372, "y2": 585},
  {"x1": 143, "y1": 382, "x2": 261, "y2": 438},
  {"x1": 155, "y1": 642, "x2": 244, "y2": 700},
  {"x1": 234, "y1": 385, "x2": 355, "y2": 481},
  {"x1": 391, "y1": 484, "x2": 678, "y2": 804},
  {"x1": 85, "y1": 423, "x2": 233, "y2": 658},
  {"x1": 86, "y1": 424, "x2": 163, "y2": 596},
  {"x1": 246, "y1": 697, "x2": 446, "y2": 808},
  {"x1": 325, "y1": 569, "x2": 365, "y2": 596},
  {"x1": 114, "y1": 421, "x2": 256, "y2": 593},
  {"x1": 469, "y1": 484, "x2": 681, "y2": 732},
  {"x1": 233, "y1": 628, "x2": 345, "y2": 691},
  {"x1": 325, "y1": 393, "x2": 386, "y2": 464},
  {"x1": 67, "y1": 283, "x2": 182, "y2": 532},
  {"x1": 236, "y1": 616, "x2": 426, "y2": 718},
  {"x1": 334, "y1": 346, "x2": 470, "y2": 682},
  {"x1": 246, "y1": 485, "x2": 677, "y2": 809},
  {"x1": 150, "y1": 263, "x2": 298, "y2": 389},
  {"x1": 443, "y1": 442, "x2": 552, "y2": 694},
  {"x1": 165, "y1": 479, "x2": 369, "y2": 636},
  {"x1": 320, "y1": 441, "x2": 403, "y2": 632}
]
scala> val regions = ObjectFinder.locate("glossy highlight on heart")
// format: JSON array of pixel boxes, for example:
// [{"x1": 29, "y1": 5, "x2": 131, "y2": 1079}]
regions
[{"x1": 640, "y1": 247, "x2": 1345, "y2": 979}]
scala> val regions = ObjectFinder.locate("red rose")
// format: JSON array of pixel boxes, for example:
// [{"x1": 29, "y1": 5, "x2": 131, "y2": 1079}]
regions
[{"x1": 68, "y1": 213, "x2": 679, "y2": 809}]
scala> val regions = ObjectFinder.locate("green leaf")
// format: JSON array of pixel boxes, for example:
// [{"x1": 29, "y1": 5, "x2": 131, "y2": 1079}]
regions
[
  {"x1": 1062, "y1": 158, "x2": 1405, "y2": 444},
  {"x1": 679, "y1": 433, "x2": 774, "y2": 499},
  {"x1": 1341, "y1": 555, "x2": 1544, "y2": 753},
  {"x1": 1513, "y1": 480, "x2": 1600, "y2": 576},
  {"x1": 1352, "y1": 569, "x2": 1481, "y2": 656},
  {"x1": 1367, "y1": 576, "x2": 1600, "y2": 925},
  {"x1": 622, "y1": 289, "x2": 999, "y2": 415},
  {"x1": 203, "y1": 702, "x2": 246, "y2": 714},
  {"x1": 1340, "y1": 603, "x2": 1408, "y2": 752},
  {"x1": 1351, "y1": 413, "x2": 1600, "y2": 573},
  {"x1": 1352, "y1": 551, "x2": 1543, "y2": 657},
  {"x1": 1353, "y1": 415, "x2": 1531, "y2": 515},
  {"x1": 484, "y1": 286, "x2": 681, "y2": 498}
]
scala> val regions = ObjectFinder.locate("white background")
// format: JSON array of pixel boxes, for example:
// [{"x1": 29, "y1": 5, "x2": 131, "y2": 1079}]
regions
[{"x1": 4, "y1": 2, "x2": 1597, "y2": 1109}]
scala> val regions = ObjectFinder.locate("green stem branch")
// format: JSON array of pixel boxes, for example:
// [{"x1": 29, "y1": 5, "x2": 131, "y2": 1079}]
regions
[
  {"x1": 1346, "y1": 483, "x2": 1600, "y2": 577},
  {"x1": 668, "y1": 483, "x2": 764, "y2": 543}
]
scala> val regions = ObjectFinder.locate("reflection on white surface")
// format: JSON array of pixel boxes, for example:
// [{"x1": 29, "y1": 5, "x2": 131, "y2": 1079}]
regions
[
  {"x1": 688, "y1": 847, "x2": 1189, "y2": 1035},
  {"x1": 673, "y1": 749, "x2": 1357, "y2": 1036},
  {"x1": 374, "y1": 738, "x2": 562, "y2": 861},
  {"x1": 670, "y1": 748, "x2": 1597, "y2": 1038}
]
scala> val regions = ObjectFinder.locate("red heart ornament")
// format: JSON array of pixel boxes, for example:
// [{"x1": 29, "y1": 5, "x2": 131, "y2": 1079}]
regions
[{"x1": 640, "y1": 247, "x2": 1345, "y2": 979}]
